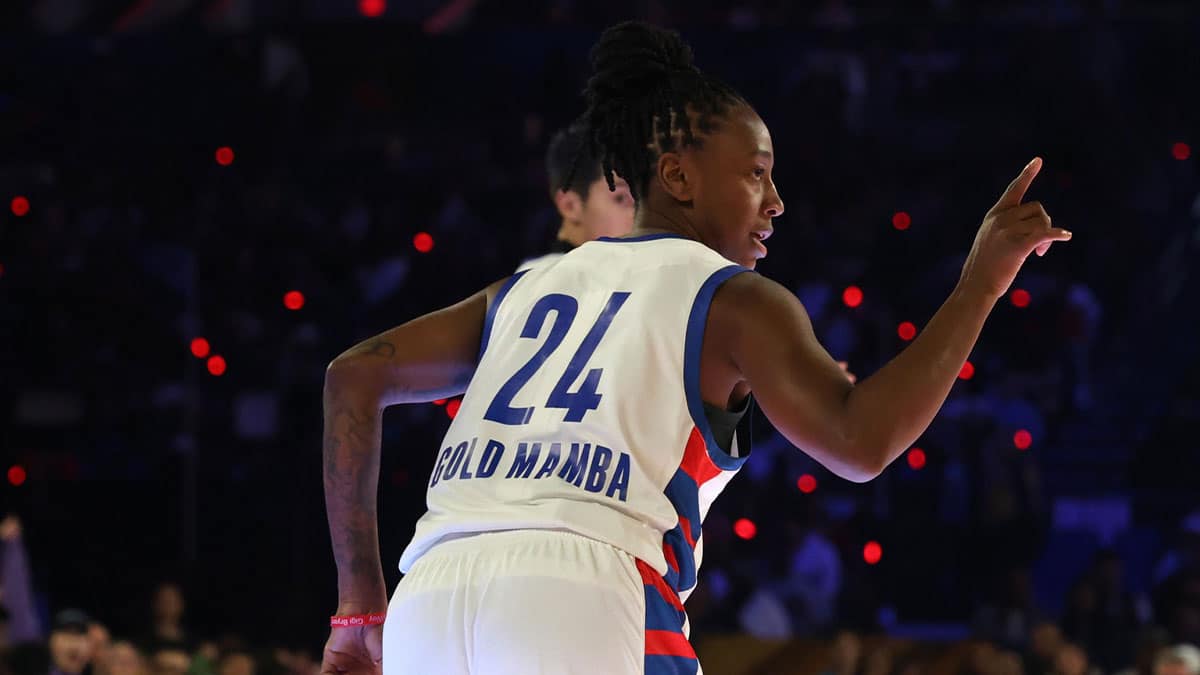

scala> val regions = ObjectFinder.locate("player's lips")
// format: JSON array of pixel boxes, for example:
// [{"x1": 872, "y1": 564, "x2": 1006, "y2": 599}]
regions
[{"x1": 751, "y1": 227, "x2": 772, "y2": 257}]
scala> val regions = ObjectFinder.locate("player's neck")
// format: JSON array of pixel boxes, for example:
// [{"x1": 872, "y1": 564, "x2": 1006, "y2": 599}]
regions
[{"x1": 632, "y1": 203, "x2": 702, "y2": 242}]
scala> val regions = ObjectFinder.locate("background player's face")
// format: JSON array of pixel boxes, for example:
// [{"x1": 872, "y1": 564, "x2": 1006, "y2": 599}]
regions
[
  {"x1": 683, "y1": 105, "x2": 784, "y2": 269},
  {"x1": 579, "y1": 176, "x2": 635, "y2": 240}
]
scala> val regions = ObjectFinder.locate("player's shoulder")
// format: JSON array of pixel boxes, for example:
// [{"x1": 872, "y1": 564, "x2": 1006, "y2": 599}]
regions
[{"x1": 710, "y1": 270, "x2": 807, "y2": 328}]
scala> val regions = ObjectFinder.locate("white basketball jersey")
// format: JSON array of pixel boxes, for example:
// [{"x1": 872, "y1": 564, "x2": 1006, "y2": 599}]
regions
[
  {"x1": 514, "y1": 251, "x2": 566, "y2": 272},
  {"x1": 398, "y1": 234, "x2": 752, "y2": 599}
]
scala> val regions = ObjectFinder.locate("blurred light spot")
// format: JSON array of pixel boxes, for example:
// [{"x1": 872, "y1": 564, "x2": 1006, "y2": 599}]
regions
[
  {"x1": 414, "y1": 232, "x2": 434, "y2": 253},
  {"x1": 1010, "y1": 288, "x2": 1031, "y2": 308},
  {"x1": 892, "y1": 211, "x2": 911, "y2": 231},
  {"x1": 190, "y1": 337, "x2": 211, "y2": 359},
  {"x1": 864, "y1": 541, "x2": 883, "y2": 565},
  {"x1": 797, "y1": 474, "x2": 817, "y2": 494},
  {"x1": 207, "y1": 355, "x2": 227, "y2": 376},
  {"x1": 359, "y1": 0, "x2": 385, "y2": 17},
  {"x1": 898, "y1": 321, "x2": 917, "y2": 341},
  {"x1": 284, "y1": 290, "x2": 305, "y2": 311},
  {"x1": 11, "y1": 196, "x2": 29, "y2": 217},
  {"x1": 1014, "y1": 429, "x2": 1033, "y2": 450},
  {"x1": 842, "y1": 285, "x2": 863, "y2": 308},
  {"x1": 215, "y1": 146, "x2": 235, "y2": 166},
  {"x1": 7, "y1": 465, "x2": 26, "y2": 486},
  {"x1": 907, "y1": 447, "x2": 927, "y2": 470},
  {"x1": 734, "y1": 518, "x2": 757, "y2": 540}
]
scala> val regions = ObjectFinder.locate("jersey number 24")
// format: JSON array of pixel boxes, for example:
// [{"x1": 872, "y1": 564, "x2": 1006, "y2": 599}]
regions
[{"x1": 483, "y1": 291, "x2": 631, "y2": 426}]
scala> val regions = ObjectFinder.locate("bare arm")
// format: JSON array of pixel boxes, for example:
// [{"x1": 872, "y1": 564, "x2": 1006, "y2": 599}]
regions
[
  {"x1": 720, "y1": 158, "x2": 1071, "y2": 482},
  {"x1": 717, "y1": 273, "x2": 994, "y2": 482},
  {"x1": 322, "y1": 279, "x2": 506, "y2": 608}
]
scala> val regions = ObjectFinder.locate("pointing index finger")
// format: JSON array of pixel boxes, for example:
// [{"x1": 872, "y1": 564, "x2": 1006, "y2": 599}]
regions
[{"x1": 991, "y1": 157, "x2": 1042, "y2": 214}]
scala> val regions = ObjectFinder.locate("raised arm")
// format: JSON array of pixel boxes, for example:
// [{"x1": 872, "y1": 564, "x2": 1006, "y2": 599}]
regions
[
  {"x1": 320, "y1": 278, "x2": 506, "y2": 675},
  {"x1": 715, "y1": 158, "x2": 1071, "y2": 482}
]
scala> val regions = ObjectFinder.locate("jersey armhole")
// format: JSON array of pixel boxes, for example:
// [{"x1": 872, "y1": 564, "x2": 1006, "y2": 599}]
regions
[
  {"x1": 683, "y1": 264, "x2": 753, "y2": 471},
  {"x1": 477, "y1": 270, "x2": 528, "y2": 363}
]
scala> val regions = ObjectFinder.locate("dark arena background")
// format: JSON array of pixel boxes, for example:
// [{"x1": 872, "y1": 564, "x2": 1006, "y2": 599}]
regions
[{"x1": 2, "y1": 1, "x2": 1200, "y2": 674}]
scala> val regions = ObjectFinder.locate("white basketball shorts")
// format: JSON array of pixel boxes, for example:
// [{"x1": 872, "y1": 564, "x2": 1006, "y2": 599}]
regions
[{"x1": 382, "y1": 529, "x2": 701, "y2": 674}]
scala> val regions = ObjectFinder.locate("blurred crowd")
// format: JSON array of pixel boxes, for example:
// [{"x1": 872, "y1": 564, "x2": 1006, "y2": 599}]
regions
[{"x1": 2, "y1": 0, "x2": 1199, "y2": 671}]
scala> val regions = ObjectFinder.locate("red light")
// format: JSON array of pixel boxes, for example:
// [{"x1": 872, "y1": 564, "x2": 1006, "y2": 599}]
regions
[
  {"x1": 207, "y1": 355, "x2": 227, "y2": 376},
  {"x1": 907, "y1": 447, "x2": 927, "y2": 470},
  {"x1": 1014, "y1": 429, "x2": 1033, "y2": 450},
  {"x1": 433, "y1": 399, "x2": 447, "y2": 406},
  {"x1": 1010, "y1": 288, "x2": 1031, "y2": 308},
  {"x1": 446, "y1": 399, "x2": 461, "y2": 418},
  {"x1": 897, "y1": 321, "x2": 917, "y2": 341},
  {"x1": 284, "y1": 290, "x2": 305, "y2": 311},
  {"x1": 413, "y1": 232, "x2": 434, "y2": 253},
  {"x1": 892, "y1": 211, "x2": 911, "y2": 231},
  {"x1": 1172, "y1": 142, "x2": 1191, "y2": 161},
  {"x1": 359, "y1": 0, "x2": 385, "y2": 17},
  {"x1": 863, "y1": 541, "x2": 883, "y2": 565},
  {"x1": 190, "y1": 337, "x2": 211, "y2": 359},
  {"x1": 959, "y1": 361, "x2": 975, "y2": 380},
  {"x1": 797, "y1": 474, "x2": 818, "y2": 494},
  {"x1": 733, "y1": 518, "x2": 757, "y2": 540},
  {"x1": 11, "y1": 196, "x2": 29, "y2": 217},
  {"x1": 7, "y1": 465, "x2": 26, "y2": 487},
  {"x1": 215, "y1": 147, "x2": 235, "y2": 166},
  {"x1": 842, "y1": 286, "x2": 863, "y2": 308}
]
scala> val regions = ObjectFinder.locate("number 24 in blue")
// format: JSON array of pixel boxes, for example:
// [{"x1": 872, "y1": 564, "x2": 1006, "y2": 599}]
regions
[{"x1": 484, "y1": 292, "x2": 631, "y2": 426}]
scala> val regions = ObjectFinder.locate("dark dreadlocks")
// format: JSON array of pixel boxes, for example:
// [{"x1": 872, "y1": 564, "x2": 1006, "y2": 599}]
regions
[{"x1": 573, "y1": 21, "x2": 746, "y2": 203}]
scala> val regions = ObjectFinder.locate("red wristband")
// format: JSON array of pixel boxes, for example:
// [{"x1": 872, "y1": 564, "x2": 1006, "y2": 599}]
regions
[{"x1": 330, "y1": 613, "x2": 386, "y2": 628}]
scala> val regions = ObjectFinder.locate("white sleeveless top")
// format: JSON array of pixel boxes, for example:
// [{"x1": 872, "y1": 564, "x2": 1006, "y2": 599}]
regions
[{"x1": 398, "y1": 234, "x2": 752, "y2": 598}]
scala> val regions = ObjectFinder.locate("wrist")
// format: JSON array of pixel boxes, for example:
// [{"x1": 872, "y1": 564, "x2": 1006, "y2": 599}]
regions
[{"x1": 952, "y1": 278, "x2": 1003, "y2": 307}]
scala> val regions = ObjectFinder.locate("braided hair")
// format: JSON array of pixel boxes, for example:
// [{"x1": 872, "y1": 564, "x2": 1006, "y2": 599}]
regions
[{"x1": 574, "y1": 21, "x2": 745, "y2": 203}]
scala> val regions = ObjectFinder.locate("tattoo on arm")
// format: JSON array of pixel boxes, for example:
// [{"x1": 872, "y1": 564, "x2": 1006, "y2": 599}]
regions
[
  {"x1": 355, "y1": 339, "x2": 396, "y2": 359},
  {"x1": 323, "y1": 393, "x2": 387, "y2": 602}
]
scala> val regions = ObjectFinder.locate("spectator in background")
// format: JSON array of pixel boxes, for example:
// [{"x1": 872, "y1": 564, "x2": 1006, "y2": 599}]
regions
[
  {"x1": 0, "y1": 516, "x2": 41, "y2": 644},
  {"x1": 216, "y1": 650, "x2": 255, "y2": 675},
  {"x1": 780, "y1": 504, "x2": 843, "y2": 635},
  {"x1": 148, "y1": 644, "x2": 189, "y2": 675},
  {"x1": 818, "y1": 630, "x2": 863, "y2": 675},
  {"x1": 145, "y1": 584, "x2": 188, "y2": 650},
  {"x1": 1027, "y1": 621, "x2": 1066, "y2": 675},
  {"x1": 49, "y1": 610, "x2": 94, "y2": 675},
  {"x1": 87, "y1": 622, "x2": 111, "y2": 674},
  {"x1": 1065, "y1": 550, "x2": 1145, "y2": 670},
  {"x1": 1053, "y1": 643, "x2": 1099, "y2": 675},
  {"x1": 1155, "y1": 645, "x2": 1200, "y2": 675},
  {"x1": 100, "y1": 642, "x2": 146, "y2": 675}
]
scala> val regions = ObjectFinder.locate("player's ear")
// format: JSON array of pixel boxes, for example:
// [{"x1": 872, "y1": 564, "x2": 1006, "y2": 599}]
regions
[
  {"x1": 656, "y1": 152, "x2": 694, "y2": 202},
  {"x1": 553, "y1": 189, "x2": 584, "y2": 223}
]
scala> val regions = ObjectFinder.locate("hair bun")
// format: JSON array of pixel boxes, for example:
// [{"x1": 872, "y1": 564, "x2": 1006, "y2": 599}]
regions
[{"x1": 587, "y1": 21, "x2": 696, "y2": 99}]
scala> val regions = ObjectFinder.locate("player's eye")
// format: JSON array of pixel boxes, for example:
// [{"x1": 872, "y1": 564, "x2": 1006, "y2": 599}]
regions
[{"x1": 752, "y1": 167, "x2": 767, "y2": 179}]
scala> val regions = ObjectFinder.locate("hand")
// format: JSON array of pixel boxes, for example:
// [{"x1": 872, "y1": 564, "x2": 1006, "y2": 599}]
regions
[
  {"x1": 837, "y1": 361, "x2": 857, "y2": 384},
  {"x1": 320, "y1": 601, "x2": 387, "y2": 675},
  {"x1": 959, "y1": 158, "x2": 1072, "y2": 299}
]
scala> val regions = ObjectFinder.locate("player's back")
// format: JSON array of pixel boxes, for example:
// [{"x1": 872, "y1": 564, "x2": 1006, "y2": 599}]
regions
[{"x1": 399, "y1": 234, "x2": 751, "y2": 595}]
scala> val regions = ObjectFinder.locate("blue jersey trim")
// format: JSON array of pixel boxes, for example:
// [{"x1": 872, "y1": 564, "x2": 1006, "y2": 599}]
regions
[
  {"x1": 595, "y1": 233, "x2": 689, "y2": 243},
  {"x1": 683, "y1": 264, "x2": 752, "y2": 471},
  {"x1": 477, "y1": 270, "x2": 528, "y2": 363}
]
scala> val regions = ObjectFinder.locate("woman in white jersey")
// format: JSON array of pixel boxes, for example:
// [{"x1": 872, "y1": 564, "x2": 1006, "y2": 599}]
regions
[{"x1": 320, "y1": 21, "x2": 1072, "y2": 675}]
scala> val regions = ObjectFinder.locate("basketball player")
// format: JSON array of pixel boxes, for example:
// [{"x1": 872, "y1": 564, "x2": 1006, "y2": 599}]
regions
[
  {"x1": 517, "y1": 120, "x2": 636, "y2": 272},
  {"x1": 320, "y1": 22, "x2": 1071, "y2": 675}
]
